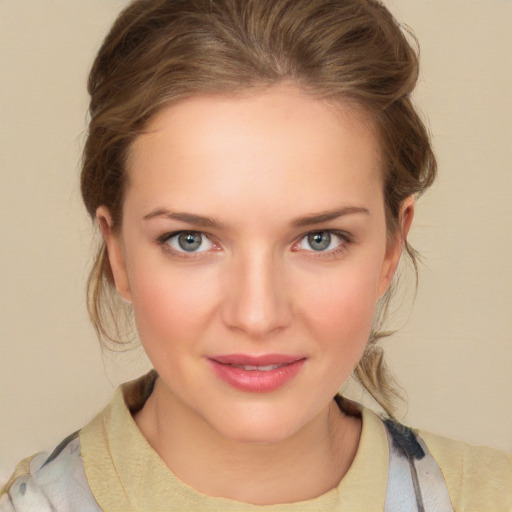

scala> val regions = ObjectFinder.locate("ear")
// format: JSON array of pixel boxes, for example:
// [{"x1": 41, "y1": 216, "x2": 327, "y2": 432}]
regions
[
  {"x1": 96, "y1": 206, "x2": 132, "y2": 303},
  {"x1": 377, "y1": 196, "x2": 415, "y2": 297}
]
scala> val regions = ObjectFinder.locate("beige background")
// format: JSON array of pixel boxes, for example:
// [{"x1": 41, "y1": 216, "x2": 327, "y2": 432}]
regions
[{"x1": 1, "y1": 0, "x2": 511, "y2": 480}]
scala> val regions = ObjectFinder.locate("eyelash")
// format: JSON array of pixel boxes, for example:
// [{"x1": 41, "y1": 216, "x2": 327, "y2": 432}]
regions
[
  {"x1": 156, "y1": 231, "x2": 218, "y2": 260},
  {"x1": 156, "y1": 230, "x2": 354, "y2": 260},
  {"x1": 298, "y1": 230, "x2": 353, "y2": 260}
]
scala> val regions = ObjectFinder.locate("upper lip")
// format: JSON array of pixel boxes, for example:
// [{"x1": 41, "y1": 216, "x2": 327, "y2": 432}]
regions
[{"x1": 209, "y1": 354, "x2": 305, "y2": 366}]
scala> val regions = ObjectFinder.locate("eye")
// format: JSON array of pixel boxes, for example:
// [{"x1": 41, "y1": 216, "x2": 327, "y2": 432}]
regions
[
  {"x1": 163, "y1": 231, "x2": 214, "y2": 253},
  {"x1": 298, "y1": 231, "x2": 348, "y2": 252}
]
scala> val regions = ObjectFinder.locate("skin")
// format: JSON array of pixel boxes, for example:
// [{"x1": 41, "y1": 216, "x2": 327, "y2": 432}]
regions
[{"x1": 98, "y1": 84, "x2": 414, "y2": 505}]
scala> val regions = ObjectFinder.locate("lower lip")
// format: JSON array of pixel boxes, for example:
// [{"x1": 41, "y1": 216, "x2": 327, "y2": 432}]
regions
[{"x1": 208, "y1": 359, "x2": 306, "y2": 393}]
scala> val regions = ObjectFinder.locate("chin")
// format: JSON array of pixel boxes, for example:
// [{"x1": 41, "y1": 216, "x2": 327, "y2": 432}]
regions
[{"x1": 206, "y1": 401, "x2": 313, "y2": 445}]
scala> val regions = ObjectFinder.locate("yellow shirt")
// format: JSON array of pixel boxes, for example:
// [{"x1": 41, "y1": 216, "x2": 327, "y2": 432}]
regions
[{"x1": 3, "y1": 371, "x2": 512, "y2": 511}]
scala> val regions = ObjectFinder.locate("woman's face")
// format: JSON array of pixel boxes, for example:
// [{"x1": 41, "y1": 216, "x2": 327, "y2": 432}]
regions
[{"x1": 100, "y1": 85, "x2": 407, "y2": 443}]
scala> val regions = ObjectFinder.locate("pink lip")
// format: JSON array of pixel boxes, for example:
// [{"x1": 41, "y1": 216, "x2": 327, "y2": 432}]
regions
[{"x1": 208, "y1": 354, "x2": 306, "y2": 393}]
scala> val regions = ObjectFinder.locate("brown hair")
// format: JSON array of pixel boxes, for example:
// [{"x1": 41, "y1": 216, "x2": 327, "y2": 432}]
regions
[{"x1": 81, "y1": 0, "x2": 436, "y2": 417}]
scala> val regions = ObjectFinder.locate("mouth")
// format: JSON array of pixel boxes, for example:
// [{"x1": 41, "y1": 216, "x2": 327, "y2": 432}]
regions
[
  {"x1": 226, "y1": 363, "x2": 288, "y2": 371},
  {"x1": 208, "y1": 354, "x2": 306, "y2": 393}
]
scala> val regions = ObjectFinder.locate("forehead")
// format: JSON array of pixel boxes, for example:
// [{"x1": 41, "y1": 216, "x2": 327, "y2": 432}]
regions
[{"x1": 125, "y1": 85, "x2": 383, "y2": 222}]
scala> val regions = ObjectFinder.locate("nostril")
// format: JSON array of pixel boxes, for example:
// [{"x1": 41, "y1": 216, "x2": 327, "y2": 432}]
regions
[{"x1": 222, "y1": 293, "x2": 292, "y2": 338}]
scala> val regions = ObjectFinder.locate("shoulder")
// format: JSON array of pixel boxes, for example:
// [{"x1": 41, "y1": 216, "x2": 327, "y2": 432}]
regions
[
  {"x1": 419, "y1": 428, "x2": 512, "y2": 511},
  {"x1": 0, "y1": 432, "x2": 101, "y2": 512}
]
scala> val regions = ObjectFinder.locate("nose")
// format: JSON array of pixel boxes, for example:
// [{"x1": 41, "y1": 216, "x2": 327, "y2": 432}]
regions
[{"x1": 221, "y1": 248, "x2": 293, "y2": 339}]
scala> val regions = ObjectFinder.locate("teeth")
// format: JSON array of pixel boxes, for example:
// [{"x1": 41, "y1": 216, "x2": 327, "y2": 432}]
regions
[{"x1": 233, "y1": 364, "x2": 283, "y2": 371}]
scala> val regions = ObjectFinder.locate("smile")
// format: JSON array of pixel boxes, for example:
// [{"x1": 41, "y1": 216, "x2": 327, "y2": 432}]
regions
[
  {"x1": 230, "y1": 364, "x2": 285, "y2": 371},
  {"x1": 208, "y1": 354, "x2": 306, "y2": 393}
]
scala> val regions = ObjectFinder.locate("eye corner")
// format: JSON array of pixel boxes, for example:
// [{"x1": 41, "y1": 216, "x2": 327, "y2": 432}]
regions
[
  {"x1": 156, "y1": 230, "x2": 222, "y2": 260},
  {"x1": 292, "y1": 229, "x2": 354, "y2": 259}
]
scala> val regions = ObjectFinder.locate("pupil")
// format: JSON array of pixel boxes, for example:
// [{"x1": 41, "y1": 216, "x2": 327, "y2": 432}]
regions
[
  {"x1": 308, "y1": 232, "x2": 330, "y2": 251},
  {"x1": 178, "y1": 232, "x2": 201, "y2": 251}
]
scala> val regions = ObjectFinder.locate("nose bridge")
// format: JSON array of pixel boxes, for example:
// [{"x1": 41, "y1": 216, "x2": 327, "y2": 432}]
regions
[{"x1": 222, "y1": 245, "x2": 292, "y2": 338}]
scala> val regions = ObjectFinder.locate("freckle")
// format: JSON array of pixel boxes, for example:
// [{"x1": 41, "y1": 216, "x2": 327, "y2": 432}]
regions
[{"x1": 19, "y1": 482, "x2": 26, "y2": 496}]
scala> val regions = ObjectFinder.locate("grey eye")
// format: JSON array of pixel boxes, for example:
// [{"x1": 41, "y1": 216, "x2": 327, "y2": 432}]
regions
[
  {"x1": 307, "y1": 231, "x2": 331, "y2": 251},
  {"x1": 163, "y1": 231, "x2": 215, "y2": 255},
  {"x1": 177, "y1": 232, "x2": 203, "y2": 251}
]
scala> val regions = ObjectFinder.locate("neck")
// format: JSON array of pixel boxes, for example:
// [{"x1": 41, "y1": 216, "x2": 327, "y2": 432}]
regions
[{"x1": 134, "y1": 378, "x2": 361, "y2": 505}]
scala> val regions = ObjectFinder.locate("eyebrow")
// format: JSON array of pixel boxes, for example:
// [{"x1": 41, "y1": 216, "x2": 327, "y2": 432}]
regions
[
  {"x1": 290, "y1": 206, "x2": 370, "y2": 228},
  {"x1": 143, "y1": 206, "x2": 369, "y2": 229},
  {"x1": 143, "y1": 209, "x2": 224, "y2": 228}
]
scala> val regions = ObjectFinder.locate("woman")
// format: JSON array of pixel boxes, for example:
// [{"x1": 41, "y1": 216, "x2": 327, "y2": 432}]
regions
[{"x1": 1, "y1": 0, "x2": 511, "y2": 510}]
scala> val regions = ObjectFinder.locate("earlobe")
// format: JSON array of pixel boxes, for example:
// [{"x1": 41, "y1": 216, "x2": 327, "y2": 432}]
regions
[
  {"x1": 96, "y1": 206, "x2": 132, "y2": 303},
  {"x1": 378, "y1": 196, "x2": 415, "y2": 297}
]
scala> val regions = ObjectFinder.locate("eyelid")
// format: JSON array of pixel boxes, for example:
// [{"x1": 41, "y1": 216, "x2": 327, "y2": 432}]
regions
[
  {"x1": 300, "y1": 229, "x2": 352, "y2": 246},
  {"x1": 156, "y1": 228, "x2": 353, "y2": 259},
  {"x1": 294, "y1": 229, "x2": 353, "y2": 256},
  {"x1": 157, "y1": 230, "x2": 218, "y2": 256}
]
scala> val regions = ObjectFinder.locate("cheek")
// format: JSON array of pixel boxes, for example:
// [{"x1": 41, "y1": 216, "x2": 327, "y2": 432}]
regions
[
  {"x1": 127, "y1": 258, "x2": 220, "y2": 354},
  {"x1": 300, "y1": 260, "x2": 382, "y2": 351},
  {"x1": 292, "y1": 262, "x2": 382, "y2": 400}
]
